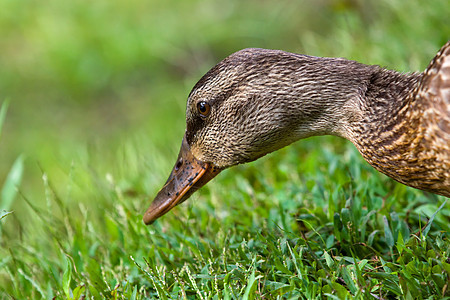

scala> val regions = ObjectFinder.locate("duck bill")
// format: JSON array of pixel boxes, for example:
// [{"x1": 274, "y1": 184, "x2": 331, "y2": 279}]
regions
[{"x1": 143, "y1": 135, "x2": 222, "y2": 225}]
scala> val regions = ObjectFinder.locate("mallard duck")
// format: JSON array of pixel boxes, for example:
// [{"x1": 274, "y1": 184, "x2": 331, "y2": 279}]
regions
[{"x1": 144, "y1": 42, "x2": 450, "y2": 224}]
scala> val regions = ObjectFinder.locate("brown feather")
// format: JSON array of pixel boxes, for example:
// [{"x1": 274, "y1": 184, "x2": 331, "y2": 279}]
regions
[{"x1": 184, "y1": 43, "x2": 450, "y2": 197}]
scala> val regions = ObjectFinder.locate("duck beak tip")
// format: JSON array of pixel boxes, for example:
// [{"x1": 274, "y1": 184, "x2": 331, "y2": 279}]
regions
[{"x1": 143, "y1": 135, "x2": 222, "y2": 225}]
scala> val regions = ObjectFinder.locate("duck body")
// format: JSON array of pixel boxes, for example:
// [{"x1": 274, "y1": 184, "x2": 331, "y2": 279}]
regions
[{"x1": 144, "y1": 42, "x2": 450, "y2": 224}]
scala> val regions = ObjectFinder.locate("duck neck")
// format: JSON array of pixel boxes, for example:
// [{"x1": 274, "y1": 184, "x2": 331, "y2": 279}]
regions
[
  {"x1": 344, "y1": 67, "x2": 423, "y2": 143},
  {"x1": 335, "y1": 65, "x2": 424, "y2": 185},
  {"x1": 285, "y1": 56, "x2": 421, "y2": 142},
  {"x1": 252, "y1": 55, "x2": 422, "y2": 167}
]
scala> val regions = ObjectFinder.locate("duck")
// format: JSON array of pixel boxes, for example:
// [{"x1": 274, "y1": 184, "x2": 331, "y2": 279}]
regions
[{"x1": 144, "y1": 41, "x2": 450, "y2": 224}]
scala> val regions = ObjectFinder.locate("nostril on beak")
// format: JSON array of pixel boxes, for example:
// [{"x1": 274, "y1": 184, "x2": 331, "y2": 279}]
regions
[{"x1": 175, "y1": 158, "x2": 183, "y2": 171}]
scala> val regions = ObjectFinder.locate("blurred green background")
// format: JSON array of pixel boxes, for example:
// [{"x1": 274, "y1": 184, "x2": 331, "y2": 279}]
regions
[
  {"x1": 1, "y1": 0, "x2": 449, "y2": 297},
  {"x1": 1, "y1": 0, "x2": 448, "y2": 231},
  {"x1": 1, "y1": 0, "x2": 448, "y2": 228}
]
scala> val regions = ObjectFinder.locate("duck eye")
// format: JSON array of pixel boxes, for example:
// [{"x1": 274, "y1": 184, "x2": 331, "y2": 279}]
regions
[{"x1": 197, "y1": 101, "x2": 211, "y2": 117}]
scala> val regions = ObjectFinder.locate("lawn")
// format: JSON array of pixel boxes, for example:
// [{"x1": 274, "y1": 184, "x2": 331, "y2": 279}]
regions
[{"x1": 0, "y1": 0, "x2": 449, "y2": 298}]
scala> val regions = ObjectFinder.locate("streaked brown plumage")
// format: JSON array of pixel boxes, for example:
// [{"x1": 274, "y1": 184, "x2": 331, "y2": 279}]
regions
[{"x1": 144, "y1": 42, "x2": 450, "y2": 224}]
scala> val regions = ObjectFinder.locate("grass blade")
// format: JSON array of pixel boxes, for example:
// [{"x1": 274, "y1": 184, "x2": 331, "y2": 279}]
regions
[
  {"x1": 422, "y1": 199, "x2": 447, "y2": 237},
  {"x1": 383, "y1": 216, "x2": 395, "y2": 248},
  {"x1": 243, "y1": 267, "x2": 263, "y2": 300},
  {"x1": 0, "y1": 99, "x2": 9, "y2": 140},
  {"x1": 1, "y1": 154, "x2": 24, "y2": 211},
  {"x1": 0, "y1": 210, "x2": 13, "y2": 221},
  {"x1": 18, "y1": 268, "x2": 46, "y2": 298},
  {"x1": 62, "y1": 256, "x2": 73, "y2": 299}
]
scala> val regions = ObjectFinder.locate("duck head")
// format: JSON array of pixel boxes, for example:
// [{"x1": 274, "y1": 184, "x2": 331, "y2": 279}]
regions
[{"x1": 143, "y1": 48, "x2": 363, "y2": 224}]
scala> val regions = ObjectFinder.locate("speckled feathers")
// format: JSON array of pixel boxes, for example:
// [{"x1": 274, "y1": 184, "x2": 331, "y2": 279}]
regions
[{"x1": 183, "y1": 44, "x2": 450, "y2": 197}]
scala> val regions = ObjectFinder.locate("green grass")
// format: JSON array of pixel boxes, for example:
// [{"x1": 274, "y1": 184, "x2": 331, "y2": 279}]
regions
[
  {"x1": 1, "y1": 0, "x2": 449, "y2": 299},
  {"x1": 2, "y1": 137, "x2": 449, "y2": 299}
]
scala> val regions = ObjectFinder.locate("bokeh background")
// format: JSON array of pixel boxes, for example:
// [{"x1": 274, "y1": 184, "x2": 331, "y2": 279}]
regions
[
  {"x1": 2, "y1": 0, "x2": 448, "y2": 191},
  {"x1": 1, "y1": 0, "x2": 449, "y2": 246},
  {"x1": 0, "y1": 0, "x2": 449, "y2": 296}
]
